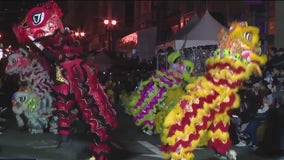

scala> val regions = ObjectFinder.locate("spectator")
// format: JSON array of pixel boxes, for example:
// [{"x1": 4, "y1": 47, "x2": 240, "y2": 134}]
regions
[
  {"x1": 256, "y1": 93, "x2": 284, "y2": 157},
  {"x1": 230, "y1": 89, "x2": 257, "y2": 145},
  {"x1": 235, "y1": 94, "x2": 273, "y2": 149},
  {"x1": 259, "y1": 80, "x2": 272, "y2": 102}
]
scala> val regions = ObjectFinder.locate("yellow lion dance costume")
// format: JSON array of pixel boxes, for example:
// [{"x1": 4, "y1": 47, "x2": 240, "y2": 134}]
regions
[{"x1": 159, "y1": 21, "x2": 267, "y2": 160}]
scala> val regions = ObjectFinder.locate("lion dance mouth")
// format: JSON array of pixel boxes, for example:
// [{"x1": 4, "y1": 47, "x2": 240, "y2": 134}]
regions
[{"x1": 159, "y1": 21, "x2": 267, "y2": 160}]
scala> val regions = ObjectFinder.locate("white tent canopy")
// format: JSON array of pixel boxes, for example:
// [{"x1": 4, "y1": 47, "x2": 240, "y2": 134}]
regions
[
  {"x1": 156, "y1": 10, "x2": 226, "y2": 52},
  {"x1": 185, "y1": 10, "x2": 225, "y2": 41}
]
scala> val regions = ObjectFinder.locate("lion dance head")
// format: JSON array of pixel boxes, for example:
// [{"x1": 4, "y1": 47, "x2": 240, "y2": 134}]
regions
[
  {"x1": 215, "y1": 21, "x2": 267, "y2": 77},
  {"x1": 13, "y1": 1, "x2": 64, "y2": 44}
]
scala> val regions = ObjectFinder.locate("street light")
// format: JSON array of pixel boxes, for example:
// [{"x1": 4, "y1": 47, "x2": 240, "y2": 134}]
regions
[
  {"x1": 104, "y1": 19, "x2": 117, "y2": 26},
  {"x1": 104, "y1": 18, "x2": 117, "y2": 52},
  {"x1": 74, "y1": 31, "x2": 86, "y2": 38}
]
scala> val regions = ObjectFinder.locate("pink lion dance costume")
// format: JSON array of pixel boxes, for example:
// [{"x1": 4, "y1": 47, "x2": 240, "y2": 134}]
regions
[{"x1": 13, "y1": 1, "x2": 117, "y2": 159}]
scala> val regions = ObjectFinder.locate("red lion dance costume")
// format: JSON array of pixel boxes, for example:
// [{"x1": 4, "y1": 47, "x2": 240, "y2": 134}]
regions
[
  {"x1": 13, "y1": 1, "x2": 117, "y2": 160},
  {"x1": 159, "y1": 21, "x2": 267, "y2": 160}
]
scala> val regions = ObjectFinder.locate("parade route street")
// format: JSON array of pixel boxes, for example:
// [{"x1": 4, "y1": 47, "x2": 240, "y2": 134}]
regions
[{"x1": 0, "y1": 107, "x2": 282, "y2": 160}]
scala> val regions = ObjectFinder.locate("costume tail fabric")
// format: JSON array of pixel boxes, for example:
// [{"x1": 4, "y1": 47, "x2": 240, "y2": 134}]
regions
[
  {"x1": 5, "y1": 49, "x2": 56, "y2": 134},
  {"x1": 131, "y1": 69, "x2": 183, "y2": 134},
  {"x1": 159, "y1": 21, "x2": 267, "y2": 160},
  {"x1": 128, "y1": 52, "x2": 196, "y2": 135},
  {"x1": 12, "y1": 1, "x2": 117, "y2": 159},
  {"x1": 55, "y1": 59, "x2": 117, "y2": 158},
  {"x1": 160, "y1": 75, "x2": 239, "y2": 159},
  {"x1": 154, "y1": 87, "x2": 185, "y2": 135}
]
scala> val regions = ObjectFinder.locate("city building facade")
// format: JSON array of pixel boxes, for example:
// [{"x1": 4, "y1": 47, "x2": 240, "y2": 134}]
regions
[{"x1": 0, "y1": 1, "x2": 278, "y2": 53}]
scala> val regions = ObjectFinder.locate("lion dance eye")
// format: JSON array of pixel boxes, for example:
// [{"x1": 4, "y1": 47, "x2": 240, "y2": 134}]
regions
[
  {"x1": 214, "y1": 49, "x2": 221, "y2": 57},
  {"x1": 32, "y1": 12, "x2": 45, "y2": 26},
  {"x1": 19, "y1": 96, "x2": 27, "y2": 103},
  {"x1": 234, "y1": 53, "x2": 241, "y2": 60},
  {"x1": 244, "y1": 32, "x2": 252, "y2": 42}
]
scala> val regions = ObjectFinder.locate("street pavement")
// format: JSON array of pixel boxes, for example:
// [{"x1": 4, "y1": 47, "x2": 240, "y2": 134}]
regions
[{"x1": 0, "y1": 105, "x2": 283, "y2": 160}]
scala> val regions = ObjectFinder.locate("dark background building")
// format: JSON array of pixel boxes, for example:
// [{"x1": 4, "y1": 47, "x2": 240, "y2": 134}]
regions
[{"x1": 0, "y1": 0, "x2": 276, "y2": 52}]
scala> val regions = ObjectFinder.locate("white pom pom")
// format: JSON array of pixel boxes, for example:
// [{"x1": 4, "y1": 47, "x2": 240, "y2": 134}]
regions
[{"x1": 226, "y1": 149, "x2": 237, "y2": 160}]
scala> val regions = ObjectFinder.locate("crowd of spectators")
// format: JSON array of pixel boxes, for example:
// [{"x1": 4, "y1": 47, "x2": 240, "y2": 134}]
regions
[
  {"x1": 229, "y1": 47, "x2": 284, "y2": 158},
  {"x1": 98, "y1": 56, "x2": 156, "y2": 106}
]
